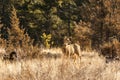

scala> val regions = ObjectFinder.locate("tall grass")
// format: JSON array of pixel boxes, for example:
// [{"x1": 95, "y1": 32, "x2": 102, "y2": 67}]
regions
[{"x1": 0, "y1": 48, "x2": 120, "y2": 80}]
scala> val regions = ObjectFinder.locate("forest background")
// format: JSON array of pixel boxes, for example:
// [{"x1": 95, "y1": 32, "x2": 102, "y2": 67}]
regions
[{"x1": 0, "y1": 0, "x2": 120, "y2": 51}]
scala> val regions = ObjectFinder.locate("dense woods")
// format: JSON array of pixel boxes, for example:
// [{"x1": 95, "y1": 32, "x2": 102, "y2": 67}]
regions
[{"x1": 0, "y1": 0, "x2": 120, "y2": 51}]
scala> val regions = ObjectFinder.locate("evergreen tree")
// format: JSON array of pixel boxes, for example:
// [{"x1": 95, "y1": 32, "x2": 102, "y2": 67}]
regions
[
  {"x1": 8, "y1": 5, "x2": 24, "y2": 47},
  {"x1": 0, "y1": 0, "x2": 12, "y2": 39}
]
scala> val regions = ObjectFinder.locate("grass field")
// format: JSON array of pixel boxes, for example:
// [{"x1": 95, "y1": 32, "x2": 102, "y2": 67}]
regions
[{"x1": 0, "y1": 48, "x2": 120, "y2": 80}]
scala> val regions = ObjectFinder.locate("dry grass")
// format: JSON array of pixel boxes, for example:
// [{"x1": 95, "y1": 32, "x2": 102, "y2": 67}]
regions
[{"x1": 0, "y1": 48, "x2": 120, "y2": 80}]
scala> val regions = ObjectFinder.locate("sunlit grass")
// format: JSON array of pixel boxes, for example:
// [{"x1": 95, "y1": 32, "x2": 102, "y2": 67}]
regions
[{"x1": 0, "y1": 48, "x2": 120, "y2": 80}]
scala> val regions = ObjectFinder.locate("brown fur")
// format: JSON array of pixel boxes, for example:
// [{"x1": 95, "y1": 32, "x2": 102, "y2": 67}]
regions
[{"x1": 63, "y1": 42, "x2": 81, "y2": 60}]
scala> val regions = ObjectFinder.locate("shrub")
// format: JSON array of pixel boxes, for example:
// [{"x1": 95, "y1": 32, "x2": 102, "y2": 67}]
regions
[
  {"x1": 41, "y1": 33, "x2": 53, "y2": 48},
  {"x1": 100, "y1": 38, "x2": 120, "y2": 59},
  {"x1": 73, "y1": 21, "x2": 93, "y2": 50},
  {"x1": 100, "y1": 42, "x2": 115, "y2": 58},
  {"x1": 112, "y1": 38, "x2": 120, "y2": 59}
]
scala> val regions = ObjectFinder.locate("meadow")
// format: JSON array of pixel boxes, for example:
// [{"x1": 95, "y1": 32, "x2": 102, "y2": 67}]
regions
[
  {"x1": 0, "y1": 0, "x2": 120, "y2": 80},
  {"x1": 0, "y1": 48, "x2": 120, "y2": 80}
]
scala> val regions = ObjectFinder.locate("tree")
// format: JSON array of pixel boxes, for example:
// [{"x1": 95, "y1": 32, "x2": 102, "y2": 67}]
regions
[
  {"x1": 0, "y1": 0, "x2": 12, "y2": 39},
  {"x1": 7, "y1": 5, "x2": 24, "y2": 47}
]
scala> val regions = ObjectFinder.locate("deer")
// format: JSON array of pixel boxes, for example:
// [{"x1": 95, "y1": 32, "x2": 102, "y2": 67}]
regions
[{"x1": 62, "y1": 37, "x2": 81, "y2": 62}]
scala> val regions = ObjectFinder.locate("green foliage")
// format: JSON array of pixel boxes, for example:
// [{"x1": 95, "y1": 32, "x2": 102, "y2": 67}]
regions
[
  {"x1": 0, "y1": 0, "x2": 119, "y2": 51},
  {"x1": 41, "y1": 33, "x2": 53, "y2": 48},
  {"x1": 10, "y1": 0, "x2": 82, "y2": 45},
  {"x1": 3, "y1": 4, "x2": 34, "y2": 57},
  {"x1": 0, "y1": 23, "x2": 6, "y2": 48}
]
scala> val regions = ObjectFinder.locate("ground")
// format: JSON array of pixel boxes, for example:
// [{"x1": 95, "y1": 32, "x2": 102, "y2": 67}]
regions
[{"x1": 0, "y1": 48, "x2": 120, "y2": 80}]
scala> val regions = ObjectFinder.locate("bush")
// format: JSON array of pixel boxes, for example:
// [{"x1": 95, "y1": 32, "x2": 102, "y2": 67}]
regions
[
  {"x1": 112, "y1": 38, "x2": 120, "y2": 59},
  {"x1": 73, "y1": 21, "x2": 93, "y2": 51},
  {"x1": 100, "y1": 42, "x2": 115, "y2": 58},
  {"x1": 100, "y1": 38, "x2": 120, "y2": 59},
  {"x1": 41, "y1": 33, "x2": 53, "y2": 48}
]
